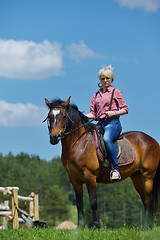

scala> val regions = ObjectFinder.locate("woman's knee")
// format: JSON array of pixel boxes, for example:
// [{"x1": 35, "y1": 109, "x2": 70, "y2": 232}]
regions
[{"x1": 103, "y1": 136, "x2": 112, "y2": 147}]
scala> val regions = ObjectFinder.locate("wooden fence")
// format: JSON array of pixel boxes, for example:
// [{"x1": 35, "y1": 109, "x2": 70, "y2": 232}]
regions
[{"x1": 0, "y1": 187, "x2": 39, "y2": 229}]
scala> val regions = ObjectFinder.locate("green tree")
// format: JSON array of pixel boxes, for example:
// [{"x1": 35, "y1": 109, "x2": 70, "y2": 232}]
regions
[
  {"x1": 40, "y1": 185, "x2": 71, "y2": 226},
  {"x1": 0, "y1": 152, "x2": 157, "y2": 228}
]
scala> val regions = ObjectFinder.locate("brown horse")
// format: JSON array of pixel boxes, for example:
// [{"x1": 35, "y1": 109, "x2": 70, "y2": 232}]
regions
[{"x1": 44, "y1": 97, "x2": 160, "y2": 229}]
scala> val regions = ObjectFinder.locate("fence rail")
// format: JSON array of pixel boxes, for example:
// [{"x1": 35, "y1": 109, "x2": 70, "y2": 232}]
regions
[{"x1": 0, "y1": 187, "x2": 39, "y2": 229}]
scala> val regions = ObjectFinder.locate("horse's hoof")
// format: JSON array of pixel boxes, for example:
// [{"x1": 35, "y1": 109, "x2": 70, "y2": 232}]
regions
[
  {"x1": 91, "y1": 222, "x2": 101, "y2": 230},
  {"x1": 76, "y1": 224, "x2": 85, "y2": 230}
]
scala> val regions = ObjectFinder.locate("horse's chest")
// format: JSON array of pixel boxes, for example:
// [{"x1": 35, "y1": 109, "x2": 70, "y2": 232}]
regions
[{"x1": 62, "y1": 157, "x2": 84, "y2": 181}]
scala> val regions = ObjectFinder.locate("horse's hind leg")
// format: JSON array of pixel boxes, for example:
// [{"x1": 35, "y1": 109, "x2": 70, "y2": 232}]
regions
[
  {"x1": 130, "y1": 171, "x2": 145, "y2": 205},
  {"x1": 131, "y1": 171, "x2": 153, "y2": 228},
  {"x1": 130, "y1": 170, "x2": 154, "y2": 228},
  {"x1": 143, "y1": 174, "x2": 155, "y2": 228}
]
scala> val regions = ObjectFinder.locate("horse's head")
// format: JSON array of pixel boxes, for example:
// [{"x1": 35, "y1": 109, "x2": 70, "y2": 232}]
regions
[{"x1": 43, "y1": 97, "x2": 71, "y2": 145}]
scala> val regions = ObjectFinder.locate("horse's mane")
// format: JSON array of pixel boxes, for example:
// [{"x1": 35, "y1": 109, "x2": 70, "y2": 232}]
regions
[{"x1": 48, "y1": 98, "x2": 95, "y2": 133}]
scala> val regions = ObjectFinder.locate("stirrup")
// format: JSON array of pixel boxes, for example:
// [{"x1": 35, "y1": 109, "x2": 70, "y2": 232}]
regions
[{"x1": 110, "y1": 170, "x2": 121, "y2": 181}]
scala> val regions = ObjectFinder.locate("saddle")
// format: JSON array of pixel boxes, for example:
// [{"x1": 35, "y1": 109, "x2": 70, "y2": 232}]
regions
[
  {"x1": 95, "y1": 125, "x2": 122, "y2": 164},
  {"x1": 95, "y1": 126, "x2": 135, "y2": 182}
]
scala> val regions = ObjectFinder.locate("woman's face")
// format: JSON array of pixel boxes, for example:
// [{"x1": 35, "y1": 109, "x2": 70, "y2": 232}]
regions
[{"x1": 100, "y1": 75, "x2": 112, "y2": 89}]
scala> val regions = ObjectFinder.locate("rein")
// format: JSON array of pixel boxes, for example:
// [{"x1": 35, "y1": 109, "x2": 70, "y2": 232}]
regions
[{"x1": 61, "y1": 112, "x2": 105, "y2": 139}]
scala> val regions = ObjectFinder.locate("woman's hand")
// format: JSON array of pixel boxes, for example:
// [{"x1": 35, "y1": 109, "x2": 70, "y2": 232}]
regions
[
  {"x1": 105, "y1": 111, "x2": 116, "y2": 118},
  {"x1": 105, "y1": 109, "x2": 128, "y2": 118},
  {"x1": 85, "y1": 113, "x2": 95, "y2": 119}
]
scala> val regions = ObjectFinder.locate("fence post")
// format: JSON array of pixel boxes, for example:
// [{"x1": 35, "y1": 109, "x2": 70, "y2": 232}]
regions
[
  {"x1": 12, "y1": 188, "x2": 19, "y2": 229},
  {"x1": 29, "y1": 192, "x2": 34, "y2": 218},
  {"x1": 34, "y1": 194, "x2": 39, "y2": 221},
  {"x1": 2, "y1": 200, "x2": 9, "y2": 229}
]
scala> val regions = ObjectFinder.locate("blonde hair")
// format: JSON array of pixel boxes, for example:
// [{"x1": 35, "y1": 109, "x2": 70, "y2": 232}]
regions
[{"x1": 98, "y1": 65, "x2": 115, "y2": 82}]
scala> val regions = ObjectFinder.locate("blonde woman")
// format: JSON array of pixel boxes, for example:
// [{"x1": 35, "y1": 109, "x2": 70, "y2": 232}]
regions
[{"x1": 86, "y1": 65, "x2": 128, "y2": 180}]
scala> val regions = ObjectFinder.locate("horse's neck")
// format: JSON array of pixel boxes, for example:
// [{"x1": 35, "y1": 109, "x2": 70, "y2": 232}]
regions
[{"x1": 61, "y1": 126, "x2": 87, "y2": 155}]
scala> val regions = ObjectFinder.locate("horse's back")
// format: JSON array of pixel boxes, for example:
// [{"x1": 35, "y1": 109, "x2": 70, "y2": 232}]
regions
[
  {"x1": 123, "y1": 131, "x2": 159, "y2": 147},
  {"x1": 123, "y1": 131, "x2": 160, "y2": 169}
]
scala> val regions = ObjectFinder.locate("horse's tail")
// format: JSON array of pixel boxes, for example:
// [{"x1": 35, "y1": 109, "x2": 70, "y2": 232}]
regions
[{"x1": 149, "y1": 150, "x2": 160, "y2": 215}]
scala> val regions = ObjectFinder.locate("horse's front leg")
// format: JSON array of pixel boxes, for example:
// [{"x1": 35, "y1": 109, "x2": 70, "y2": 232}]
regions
[
  {"x1": 144, "y1": 178, "x2": 154, "y2": 228},
  {"x1": 85, "y1": 175, "x2": 100, "y2": 229},
  {"x1": 72, "y1": 182, "x2": 85, "y2": 228}
]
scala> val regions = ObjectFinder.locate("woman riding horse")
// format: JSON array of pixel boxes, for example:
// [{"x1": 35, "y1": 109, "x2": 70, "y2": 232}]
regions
[
  {"x1": 44, "y1": 83, "x2": 160, "y2": 229},
  {"x1": 86, "y1": 65, "x2": 128, "y2": 180}
]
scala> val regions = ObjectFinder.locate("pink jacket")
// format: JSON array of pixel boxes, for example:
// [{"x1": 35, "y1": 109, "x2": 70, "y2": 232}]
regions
[{"x1": 90, "y1": 86, "x2": 128, "y2": 119}]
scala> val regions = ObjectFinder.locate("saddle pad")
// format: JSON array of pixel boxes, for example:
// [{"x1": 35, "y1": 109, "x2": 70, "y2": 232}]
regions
[
  {"x1": 94, "y1": 130, "x2": 135, "y2": 166},
  {"x1": 117, "y1": 138, "x2": 135, "y2": 166}
]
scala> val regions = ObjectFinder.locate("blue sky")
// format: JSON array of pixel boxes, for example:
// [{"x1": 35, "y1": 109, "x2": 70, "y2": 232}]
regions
[{"x1": 0, "y1": 0, "x2": 160, "y2": 161}]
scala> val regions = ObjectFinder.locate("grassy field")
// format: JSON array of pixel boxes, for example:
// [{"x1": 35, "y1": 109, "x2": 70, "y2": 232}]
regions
[{"x1": 0, "y1": 227, "x2": 160, "y2": 240}]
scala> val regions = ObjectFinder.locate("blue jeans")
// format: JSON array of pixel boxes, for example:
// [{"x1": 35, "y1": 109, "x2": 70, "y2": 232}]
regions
[{"x1": 98, "y1": 117, "x2": 122, "y2": 171}]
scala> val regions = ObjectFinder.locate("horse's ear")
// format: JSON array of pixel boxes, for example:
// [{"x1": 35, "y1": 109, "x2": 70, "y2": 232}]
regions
[
  {"x1": 62, "y1": 96, "x2": 71, "y2": 107},
  {"x1": 45, "y1": 98, "x2": 51, "y2": 107}
]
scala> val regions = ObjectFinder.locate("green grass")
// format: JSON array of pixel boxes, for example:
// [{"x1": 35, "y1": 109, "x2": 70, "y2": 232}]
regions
[{"x1": 0, "y1": 227, "x2": 160, "y2": 240}]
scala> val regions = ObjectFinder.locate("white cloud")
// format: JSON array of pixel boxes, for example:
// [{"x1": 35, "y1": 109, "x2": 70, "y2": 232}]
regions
[
  {"x1": 114, "y1": 0, "x2": 160, "y2": 12},
  {"x1": 0, "y1": 100, "x2": 47, "y2": 126},
  {"x1": 67, "y1": 40, "x2": 102, "y2": 63},
  {"x1": 0, "y1": 39, "x2": 64, "y2": 79}
]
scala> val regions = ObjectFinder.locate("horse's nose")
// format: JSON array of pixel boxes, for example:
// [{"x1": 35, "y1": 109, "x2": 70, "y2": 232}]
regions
[{"x1": 50, "y1": 133, "x2": 60, "y2": 145}]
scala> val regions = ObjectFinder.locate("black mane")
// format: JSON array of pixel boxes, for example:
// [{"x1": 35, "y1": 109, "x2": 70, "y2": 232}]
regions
[{"x1": 48, "y1": 98, "x2": 95, "y2": 133}]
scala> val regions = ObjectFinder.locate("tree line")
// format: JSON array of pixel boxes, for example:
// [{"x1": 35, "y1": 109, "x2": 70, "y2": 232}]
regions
[{"x1": 0, "y1": 152, "x2": 160, "y2": 228}]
